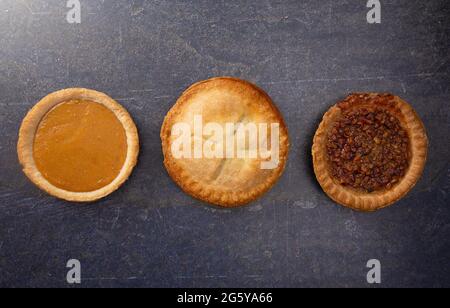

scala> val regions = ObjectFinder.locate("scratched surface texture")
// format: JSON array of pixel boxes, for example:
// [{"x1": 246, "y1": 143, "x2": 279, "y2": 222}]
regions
[{"x1": 0, "y1": 0, "x2": 449, "y2": 288}]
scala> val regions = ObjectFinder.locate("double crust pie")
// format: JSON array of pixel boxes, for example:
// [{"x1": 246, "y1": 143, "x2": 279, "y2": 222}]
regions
[
  {"x1": 17, "y1": 88, "x2": 139, "y2": 202},
  {"x1": 313, "y1": 93, "x2": 428, "y2": 211},
  {"x1": 161, "y1": 77, "x2": 290, "y2": 207}
]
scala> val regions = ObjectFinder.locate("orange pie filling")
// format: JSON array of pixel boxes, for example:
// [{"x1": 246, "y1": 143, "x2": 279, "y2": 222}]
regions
[{"x1": 33, "y1": 99, "x2": 128, "y2": 192}]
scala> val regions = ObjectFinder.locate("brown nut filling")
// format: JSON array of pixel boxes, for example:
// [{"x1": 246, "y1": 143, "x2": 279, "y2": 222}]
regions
[{"x1": 326, "y1": 107, "x2": 411, "y2": 192}]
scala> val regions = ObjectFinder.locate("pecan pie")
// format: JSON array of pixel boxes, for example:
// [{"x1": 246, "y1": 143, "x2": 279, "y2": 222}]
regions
[
  {"x1": 312, "y1": 93, "x2": 428, "y2": 211},
  {"x1": 17, "y1": 88, "x2": 139, "y2": 202},
  {"x1": 161, "y1": 77, "x2": 290, "y2": 207}
]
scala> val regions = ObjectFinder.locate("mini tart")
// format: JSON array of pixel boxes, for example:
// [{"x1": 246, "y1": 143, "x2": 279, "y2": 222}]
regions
[
  {"x1": 161, "y1": 77, "x2": 290, "y2": 207},
  {"x1": 312, "y1": 93, "x2": 428, "y2": 211},
  {"x1": 17, "y1": 88, "x2": 139, "y2": 202}
]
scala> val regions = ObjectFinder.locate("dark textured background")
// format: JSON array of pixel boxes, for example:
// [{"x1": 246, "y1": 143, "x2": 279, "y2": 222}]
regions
[{"x1": 0, "y1": 0, "x2": 449, "y2": 288}]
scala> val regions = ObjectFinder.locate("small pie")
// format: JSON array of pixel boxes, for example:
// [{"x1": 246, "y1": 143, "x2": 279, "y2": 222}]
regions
[
  {"x1": 312, "y1": 93, "x2": 428, "y2": 211},
  {"x1": 161, "y1": 77, "x2": 290, "y2": 207},
  {"x1": 17, "y1": 88, "x2": 139, "y2": 202}
]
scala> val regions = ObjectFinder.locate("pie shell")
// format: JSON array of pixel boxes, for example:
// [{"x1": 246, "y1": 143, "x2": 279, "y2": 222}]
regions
[
  {"x1": 17, "y1": 88, "x2": 140, "y2": 202},
  {"x1": 161, "y1": 77, "x2": 290, "y2": 207},
  {"x1": 312, "y1": 93, "x2": 428, "y2": 211}
]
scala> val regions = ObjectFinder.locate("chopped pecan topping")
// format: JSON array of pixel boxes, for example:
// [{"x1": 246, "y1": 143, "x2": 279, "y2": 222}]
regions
[{"x1": 326, "y1": 107, "x2": 411, "y2": 192}]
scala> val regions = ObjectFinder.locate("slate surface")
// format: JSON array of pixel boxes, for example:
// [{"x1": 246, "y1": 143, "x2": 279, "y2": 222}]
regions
[{"x1": 0, "y1": 0, "x2": 449, "y2": 288}]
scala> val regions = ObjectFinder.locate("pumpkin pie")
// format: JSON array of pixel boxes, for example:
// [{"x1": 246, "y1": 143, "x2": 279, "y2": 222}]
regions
[
  {"x1": 17, "y1": 88, "x2": 139, "y2": 202},
  {"x1": 312, "y1": 93, "x2": 428, "y2": 211},
  {"x1": 161, "y1": 77, "x2": 290, "y2": 207}
]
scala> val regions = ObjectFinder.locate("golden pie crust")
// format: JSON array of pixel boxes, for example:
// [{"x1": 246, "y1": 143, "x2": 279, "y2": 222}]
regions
[
  {"x1": 161, "y1": 77, "x2": 290, "y2": 207},
  {"x1": 312, "y1": 93, "x2": 428, "y2": 211},
  {"x1": 17, "y1": 88, "x2": 139, "y2": 202}
]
